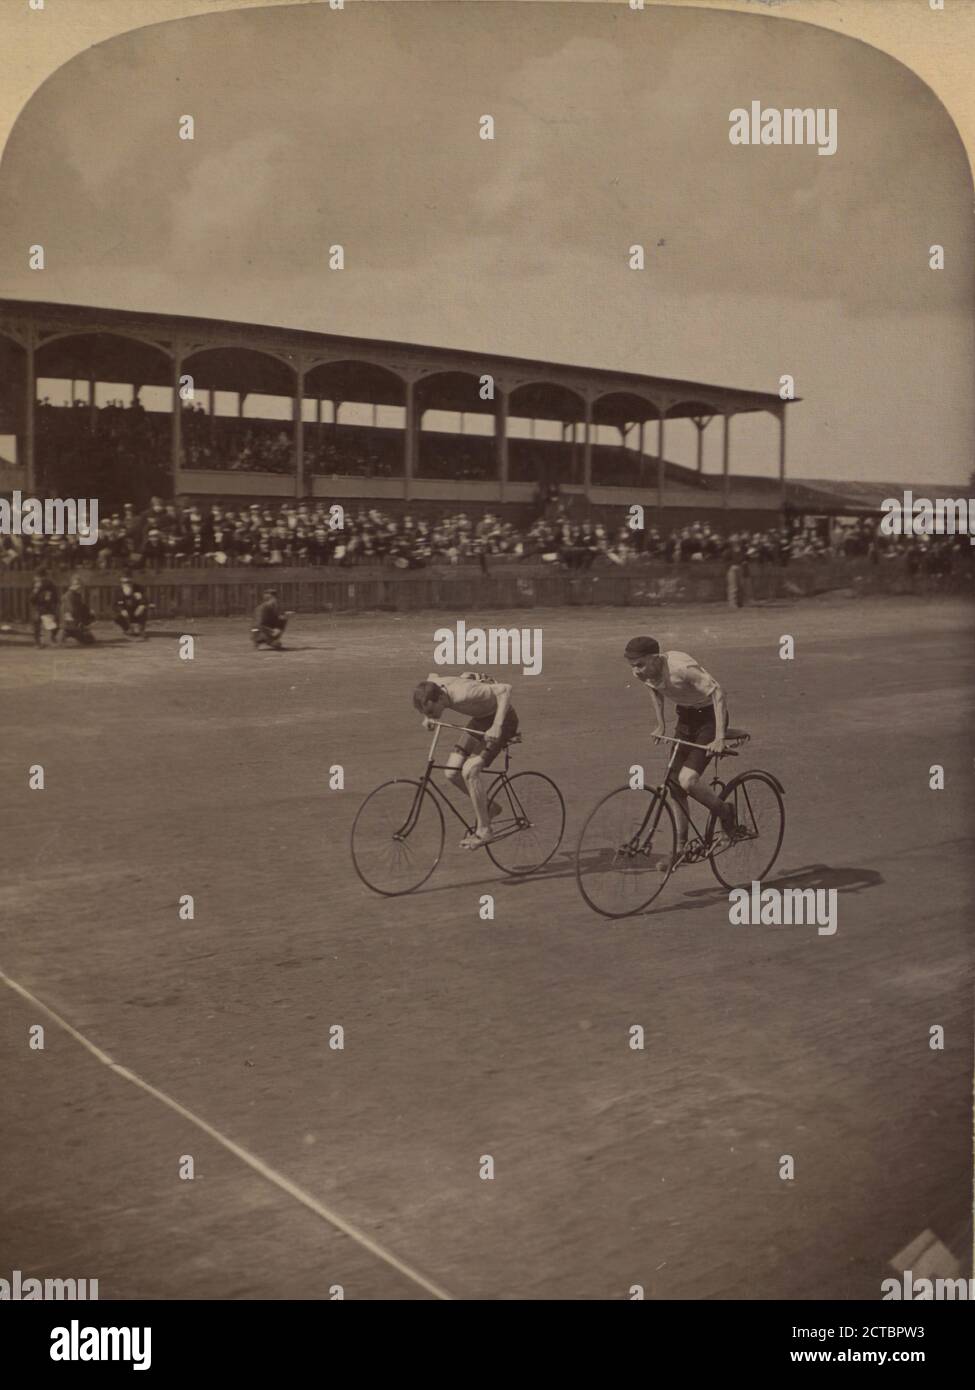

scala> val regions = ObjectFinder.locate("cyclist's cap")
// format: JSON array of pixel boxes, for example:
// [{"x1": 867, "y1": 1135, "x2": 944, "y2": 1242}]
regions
[{"x1": 624, "y1": 636, "x2": 660, "y2": 660}]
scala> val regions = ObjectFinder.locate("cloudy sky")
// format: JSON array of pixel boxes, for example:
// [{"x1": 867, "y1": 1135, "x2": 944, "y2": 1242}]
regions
[{"x1": 0, "y1": 2, "x2": 971, "y2": 481}]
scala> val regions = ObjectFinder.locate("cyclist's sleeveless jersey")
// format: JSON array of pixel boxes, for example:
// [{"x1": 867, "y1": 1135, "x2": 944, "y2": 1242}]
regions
[
  {"x1": 429, "y1": 673, "x2": 505, "y2": 718},
  {"x1": 642, "y1": 651, "x2": 717, "y2": 708}
]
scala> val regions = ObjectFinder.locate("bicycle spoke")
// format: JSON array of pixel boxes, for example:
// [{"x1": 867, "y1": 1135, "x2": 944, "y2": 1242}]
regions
[
  {"x1": 708, "y1": 773, "x2": 785, "y2": 890},
  {"x1": 576, "y1": 787, "x2": 677, "y2": 917},
  {"x1": 485, "y1": 772, "x2": 565, "y2": 875},
  {"x1": 351, "y1": 780, "x2": 445, "y2": 896}
]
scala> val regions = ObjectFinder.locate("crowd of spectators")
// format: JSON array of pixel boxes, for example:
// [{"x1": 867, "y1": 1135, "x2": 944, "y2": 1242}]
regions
[
  {"x1": 181, "y1": 405, "x2": 293, "y2": 474},
  {"x1": 182, "y1": 408, "x2": 401, "y2": 478},
  {"x1": 1, "y1": 496, "x2": 966, "y2": 575},
  {"x1": 36, "y1": 397, "x2": 171, "y2": 502},
  {"x1": 34, "y1": 398, "x2": 682, "y2": 491}
]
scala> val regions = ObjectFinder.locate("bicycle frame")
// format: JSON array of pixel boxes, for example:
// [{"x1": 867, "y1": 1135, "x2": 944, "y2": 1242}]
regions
[
  {"x1": 392, "y1": 721, "x2": 529, "y2": 847},
  {"x1": 628, "y1": 734, "x2": 740, "y2": 855}
]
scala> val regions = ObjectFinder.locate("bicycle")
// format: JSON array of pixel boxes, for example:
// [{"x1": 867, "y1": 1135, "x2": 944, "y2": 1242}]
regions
[
  {"x1": 575, "y1": 728, "x2": 785, "y2": 918},
  {"x1": 351, "y1": 721, "x2": 566, "y2": 896}
]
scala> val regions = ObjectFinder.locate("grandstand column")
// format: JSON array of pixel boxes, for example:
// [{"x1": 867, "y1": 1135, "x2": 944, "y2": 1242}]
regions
[
  {"x1": 583, "y1": 396, "x2": 593, "y2": 499},
  {"x1": 722, "y1": 409, "x2": 733, "y2": 508},
  {"x1": 496, "y1": 388, "x2": 508, "y2": 502},
  {"x1": 778, "y1": 405, "x2": 787, "y2": 515},
  {"x1": 404, "y1": 377, "x2": 416, "y2": 501},
  {"x1": 657, "y1": 410, "x2": 667, "y2": 515},
  {"x1": 171, "y1": 347, "x2": 183, "y2": 490},
  {"x1": 638, "y1": 420, "x2": 645, "y2": 487},
  {"x1": 294, "y1": 364, "x2": 306, "y2": 499},
  {"x1": 693, "y1": 415, "x2": 712, "y2": 473},
  {"x1": 24, "y1": 323, "x2": 36, "y2": 494}
]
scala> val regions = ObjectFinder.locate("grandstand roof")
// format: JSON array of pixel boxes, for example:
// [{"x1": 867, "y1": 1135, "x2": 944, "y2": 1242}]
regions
[
  {"x1": 0, "y1": 298, "x2": 792, "y2": 424},
  {"x1": 727, "y1": 474, "x2": 965, "y2": 516},
  {"x1": 785, "y1": 478, "x2": 961, "y2": 512}
]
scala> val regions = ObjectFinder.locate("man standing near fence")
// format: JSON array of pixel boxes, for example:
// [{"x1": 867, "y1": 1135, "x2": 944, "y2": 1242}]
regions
[{"x1": 30, "y1": 569, "x2": 60, "y2": 647}]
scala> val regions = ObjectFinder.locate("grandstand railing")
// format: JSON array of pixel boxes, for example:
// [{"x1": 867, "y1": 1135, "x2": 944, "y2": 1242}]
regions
[{"x1": 1, "y1": 557, "x2": 971, "y2": 624}]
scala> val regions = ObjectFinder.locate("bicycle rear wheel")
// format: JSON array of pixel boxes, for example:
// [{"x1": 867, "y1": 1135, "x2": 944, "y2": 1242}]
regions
[
  {"x1": 707, "y1": 771, "x2": 785, "y2": 889},
  {"x1": 484, "y1": 771, "x2": 565, "y2": 875},
  {"x1": 576, "y1": 786, "x2": 677, "y2": 918},
  {"x1": 351, "y1": 778, "x2": 445, "y2": 896}
]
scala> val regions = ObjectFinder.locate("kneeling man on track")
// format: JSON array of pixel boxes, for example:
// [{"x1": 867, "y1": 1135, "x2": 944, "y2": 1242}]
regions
[
  {"x1": 251, "y1": 588, "x2": 288, "y2": 650},
  {"x1": 412, "y1": 671, "x2": 518, "y2": 850},
  {"x1": 624, "y1": 635, "x2": 740, "y2": 860},
  {"x1": 114, "y1": 573, "x2": 148, "y2": 639},
  {"x1": 60, "y1": 576, "x2": 96, "y2": 645}
]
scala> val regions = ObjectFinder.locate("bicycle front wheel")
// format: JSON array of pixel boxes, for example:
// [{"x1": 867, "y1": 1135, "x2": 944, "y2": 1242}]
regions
[
  {"x1": 485, "y1": 771, "x2": 566, "y2": 875},
  {"x1": 350, "y1": 778, "x2": 445, "y2": 896},
  {"x1": 707, "y1": 771, "x2": 785, "y2": 890},
  {"x1": 576, "y1": 786, "x2": 677, "y2": 918}
]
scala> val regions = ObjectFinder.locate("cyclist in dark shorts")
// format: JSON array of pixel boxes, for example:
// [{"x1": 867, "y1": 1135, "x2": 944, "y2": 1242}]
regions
[
  {"x1": 624, "y1": 635, "x2": 739, "y2": 858},
  {"x1": 412, "y1": 672, "x2": 518, "y2": 849}
]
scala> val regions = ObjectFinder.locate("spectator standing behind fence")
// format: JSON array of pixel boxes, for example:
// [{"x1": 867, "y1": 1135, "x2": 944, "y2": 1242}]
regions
[
  {"x1": 114, "y1": 574, "x2": 148, "y2": 639},
  {"x1": 60, "y1": 577, "x2": 96, "y2": 645},
  {"x1": 30, "y1": 570, "x2": 60, "y2": 646},
  {"x1": 251, "y1": 587, "x2": 288, "y2": 650}
]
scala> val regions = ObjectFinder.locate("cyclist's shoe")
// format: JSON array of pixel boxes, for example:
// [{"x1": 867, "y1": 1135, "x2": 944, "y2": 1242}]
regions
[
  {"x1": 659, "y1": 843, "x2": 689, "y2": 873},
  {"x1": 461, "y1": 827, "x2": 498, "y2": 851},
  {"x1": 713, "y1": 808, "x2": 747, "y2": 850}
]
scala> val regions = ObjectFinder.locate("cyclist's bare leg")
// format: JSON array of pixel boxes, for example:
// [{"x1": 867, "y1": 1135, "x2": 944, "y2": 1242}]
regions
[
  {"x1": 668, "y1": 784, "x2": 691, "y2": 850},
  {"x1": 461, "y1": 753, "x2": 495, "y2": 844},
  {"x1": 447, "y1": 749, "x2": 501, "y2": 846},
  {"x1": 678, "y1": 766, "x2": 735, "y2": 832},
  {"x1": 444, "y1": 749, "x2": 466, "y2": 794}
]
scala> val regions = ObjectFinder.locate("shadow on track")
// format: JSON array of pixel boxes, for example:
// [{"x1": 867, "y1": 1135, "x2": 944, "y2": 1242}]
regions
[
  {"x1": 408, "y1": 854, "x2": 885, "y2": 921},
  {"x1": 665, "y1": 861, "x2": 885, "y2": 915}
]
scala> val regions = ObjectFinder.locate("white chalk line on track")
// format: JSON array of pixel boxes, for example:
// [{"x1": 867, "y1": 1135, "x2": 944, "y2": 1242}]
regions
[{"x1": 0, "y1": 967, "x2": 454, "y2": 1302}]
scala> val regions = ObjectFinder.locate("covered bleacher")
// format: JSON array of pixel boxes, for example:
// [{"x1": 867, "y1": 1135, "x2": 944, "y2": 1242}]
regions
[{"x1": 0, "y1": 298, "x2": 793, "y2": 522}]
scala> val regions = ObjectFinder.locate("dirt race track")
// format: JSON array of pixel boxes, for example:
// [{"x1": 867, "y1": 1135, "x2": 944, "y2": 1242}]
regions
[{"x1": 1, "y1": 594, "x2": 972, "y2": 1300}]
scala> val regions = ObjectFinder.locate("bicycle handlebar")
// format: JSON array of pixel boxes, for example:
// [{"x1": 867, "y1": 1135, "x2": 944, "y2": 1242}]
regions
[
  {"x1": 429, "y1": 722, "x2": 732, "y2": 752},
  {"x1": 653, "y1": 733, "x2": 740, "y2": 755},
  {"x1": 428, "y1": 719, "x2": 488, "y2": 739}
]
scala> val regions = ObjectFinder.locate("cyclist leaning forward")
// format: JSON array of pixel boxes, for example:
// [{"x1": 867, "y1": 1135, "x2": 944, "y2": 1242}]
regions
[
  {"x1": 412, "y1": 672, "x2": 518, "y2": 850},
  {"x1": 624, "y1": 635, "x2": 741, "y2": 863}
]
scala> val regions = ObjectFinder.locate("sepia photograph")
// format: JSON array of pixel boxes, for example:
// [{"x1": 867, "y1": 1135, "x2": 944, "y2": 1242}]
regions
[{"x1": 0, "y1": 0, "x2": 972, "y2": 1350}]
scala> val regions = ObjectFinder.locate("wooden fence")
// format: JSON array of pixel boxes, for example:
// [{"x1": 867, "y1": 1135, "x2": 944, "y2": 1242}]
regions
[{"x1": 1, "y1": 559, "x2": 971, "y2": 624}]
